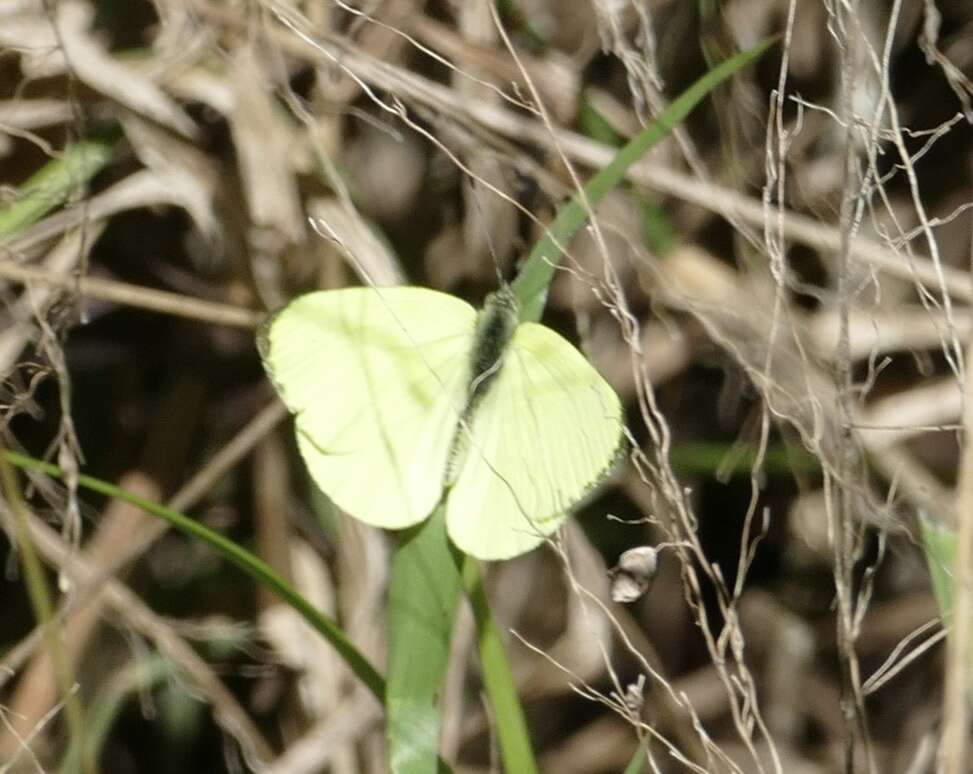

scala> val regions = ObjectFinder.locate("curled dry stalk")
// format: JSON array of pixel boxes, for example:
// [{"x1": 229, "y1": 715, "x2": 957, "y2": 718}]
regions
[{"x1": 828, "y1": 2, "x2": 876, "y2": 770}]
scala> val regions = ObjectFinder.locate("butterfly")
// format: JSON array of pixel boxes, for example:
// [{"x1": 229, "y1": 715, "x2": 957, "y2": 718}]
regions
[{"x1": 259, "y1": 286, "x2": 623, "y2": 560}]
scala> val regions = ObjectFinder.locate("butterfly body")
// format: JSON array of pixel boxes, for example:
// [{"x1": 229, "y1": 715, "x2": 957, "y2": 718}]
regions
[
  {"x1": 446, "y1": 289, "x2": 519, "y2": 487},
  {"x1": 466, "y1": 289, "x2": 519, "y2": 402}
]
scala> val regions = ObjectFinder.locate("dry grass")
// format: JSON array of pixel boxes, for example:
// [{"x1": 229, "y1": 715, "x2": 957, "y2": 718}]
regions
[{"x1": 1, "y1": 1, "x2": 972, "y2": 772}]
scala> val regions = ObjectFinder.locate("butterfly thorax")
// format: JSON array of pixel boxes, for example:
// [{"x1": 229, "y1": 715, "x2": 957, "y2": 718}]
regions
[
  {"x1": 466, "y1": 289, "x2": 519, "y2": 406},
  {"x1": 444, "y1": 288, "x2": 519, "y2": 486}
]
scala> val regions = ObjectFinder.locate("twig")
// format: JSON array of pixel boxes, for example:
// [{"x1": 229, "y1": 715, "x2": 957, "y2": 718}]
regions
[
  {"x1": 0, "y1": 401, "x2": 289, "y2": 765},
  {"x1": 0, "y1": 502, "x2": 276, "y2": 765},
  {"x1": 0, "y1": 401, "x2": 289, "y2": 686},
  {"x1": 941, "y1": 334, "x2": 973, "y2": 772},
  {"x1": 263, "y1": 689, "x2": 381, "y2": 774},
  {"x1": 0, "y1": 260, "x2": 262, "y2": 328}
]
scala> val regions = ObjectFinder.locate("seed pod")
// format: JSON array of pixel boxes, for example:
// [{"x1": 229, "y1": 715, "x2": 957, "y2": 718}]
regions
[{"x1": 608, "y1": 546, "x2": 659, "y2": 603}]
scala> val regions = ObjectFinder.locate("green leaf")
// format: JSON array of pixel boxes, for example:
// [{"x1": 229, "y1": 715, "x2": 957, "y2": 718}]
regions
[
  {"x1": 60, "y1": 655, "x2": 172, "y2": 774},
  {"x1": 461, "y1": 558, "x2": 538, "y2": 773},
  {"x1": 622, "y1": 737, "x2": 650, "y2": 774},
  {"x1": 387, "y1": 506, "x2": 462, "y2": 774},
  {"x1": 667, "y1": 441, "x2": 820, "y2": 478},
  {"x1": 0, "y1": 140, "x2": 114, "y2": 240},
  {"x1": 638, "y1": 197, "x2": 676, "y2": 255},
  {"x1": 919, "y1": 516, "x2": 973, "y2": 701},
  {"x1": 920, "y1": 514, "x2": 957, "y2": 618},
  {"x1": 579, "y1": 93, "x2": 624, "y2": 147}
]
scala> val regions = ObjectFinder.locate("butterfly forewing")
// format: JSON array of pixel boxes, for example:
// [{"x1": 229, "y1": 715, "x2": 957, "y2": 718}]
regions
[
  {"x1": 446, "y1": 321, "x2": 624, "y2": 560},
  {"x1": 261, "y1": 288, "x2": 476, "y2": 529}
]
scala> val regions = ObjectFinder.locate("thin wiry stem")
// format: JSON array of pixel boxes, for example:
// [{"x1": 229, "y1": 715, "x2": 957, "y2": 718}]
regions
[{"x1": 0, "y1": 260, "x2": 262, "y2": 328}]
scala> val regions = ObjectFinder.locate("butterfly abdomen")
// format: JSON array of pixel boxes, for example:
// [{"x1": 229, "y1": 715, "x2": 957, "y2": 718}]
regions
[{"x1": 444, "y1": 289, "x2": 520, "y2": 486}]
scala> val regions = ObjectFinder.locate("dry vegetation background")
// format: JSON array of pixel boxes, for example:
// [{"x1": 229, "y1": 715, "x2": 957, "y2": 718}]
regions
[{"x1": 2, "y1": 0, "x2": 973, "y2": 772}]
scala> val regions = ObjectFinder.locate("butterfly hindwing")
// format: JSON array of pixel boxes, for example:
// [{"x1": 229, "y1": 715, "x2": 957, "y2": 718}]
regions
[
  {"x1": 260, "y1": 287, "x2": 476, "y2": 529},
  {"x1": 446, "y1": 321, "x2": 624, "y2": 560}
]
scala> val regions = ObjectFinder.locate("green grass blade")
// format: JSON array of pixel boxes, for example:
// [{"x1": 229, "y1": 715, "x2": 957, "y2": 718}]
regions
[
  {"x1": 622, "y1": 738, "x2": 650, "y2": 774},
  {"x1": 0, "y1": 449, "x2": 385, "y2": 700},
  {"x1": 668, "y1": 441, "x2": 820, "y2": 477},
  {"x1": 578, "y1": 93, "x2": 624, "y2": 147},
  {"x1": 387, "y1": 506, "x2": 462, "y2": 774},
  {"x1": 511, "y1": 36, "x2": 778, "y2": 323},
  {"x1": 919, "y1": 516, "x2": 973, "y2": 703},
  {"x1": 461, "y1": 557, "x2": 538, "y2": 774},
  {"x1": 60, "y1": 656, "x2": 171, "y2": 774},
  {"x1": 920, "y1": 514, "x2": 957, "y2": 618},
  {"x1": 0, "y1": 140, "x2": 114, "y2": 240},
  {"x1": 0, "y1": 450, "x2": 91, "y2": 773}
]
